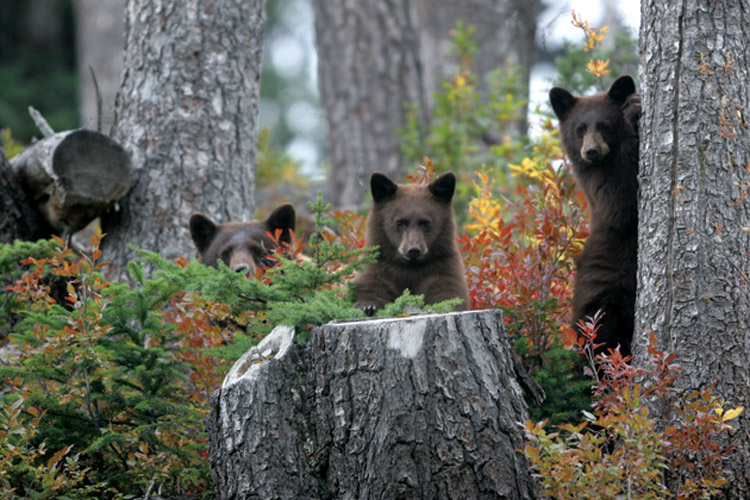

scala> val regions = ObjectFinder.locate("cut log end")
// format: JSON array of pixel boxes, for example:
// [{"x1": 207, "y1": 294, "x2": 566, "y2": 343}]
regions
[
  {"x1": 11, "y1": 129, "x2": 132, "y2": 235},
  {"x1": 51, "y1": 130, "x2": 131, "y2": 201}
]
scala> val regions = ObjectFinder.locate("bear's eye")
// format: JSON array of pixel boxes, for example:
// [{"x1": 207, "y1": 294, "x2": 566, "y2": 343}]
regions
[
  {"x1": 598, "y1": 121, "x2": 612, "y2": 132},
  {"x1": 418, "y1": 219, "x2": 431, "y2": 230},
  {"x1": 395, "y1": 219, "x2": 408, "y2": 229},
  {"x1": 251, "y1": 246, "x2": 264, "y2": 257},
  {"x1": 575, "y1": 125, "x2": 586, "y2": 138},
  {"x1": 221, "y1": 246, "x2": 232, "y2": 261}
]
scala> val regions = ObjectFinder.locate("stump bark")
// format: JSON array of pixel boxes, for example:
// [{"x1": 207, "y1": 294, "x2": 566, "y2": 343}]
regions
[{"x1": 209, "y1": 310, "x2": 539, "y2": 500}]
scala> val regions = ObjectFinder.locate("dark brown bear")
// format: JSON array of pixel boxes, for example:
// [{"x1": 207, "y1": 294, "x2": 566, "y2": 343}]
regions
[
  {"x1": 353, "y1": 172, "x2": 470, "y2": 315},
  {"x1": 189, "y1": 204, "x2": 295, "y2": 275},
  {"x1": 549, "y1": 75, "x2": 640, "y2": 358}
]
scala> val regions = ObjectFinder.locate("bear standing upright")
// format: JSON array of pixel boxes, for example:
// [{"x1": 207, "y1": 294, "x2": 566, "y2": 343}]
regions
[
  {"x1": 189, "y1": 204, "x2": 296, "y2": 275},
  {"x1": 353, "y1": 172, "x2": 470, "y2": 315},
  {"x1": 549, "y1": 75, "x2": 640, "y2": 358}
]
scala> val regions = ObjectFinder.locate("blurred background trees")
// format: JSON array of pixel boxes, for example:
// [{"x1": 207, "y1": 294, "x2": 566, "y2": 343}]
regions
[{"x1": 0, "y1": 0, "x2": 638, "y2": 208}]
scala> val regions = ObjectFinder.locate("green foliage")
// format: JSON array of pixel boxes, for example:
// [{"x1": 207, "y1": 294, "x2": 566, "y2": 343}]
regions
[
  {"x1": 522, "y1": 321, "x2": 741, "y2": 499},
  {"x1": 553, "y1": 34, "x2": 639, "y2": 96},
  {"x1": 375, "y1": 289, "x2": 462, "y2": 318},
  {"x1": 398, "y1": 21, "x2": 529, "y2": 220},
  {"x1": 1, "y1": 128, "x2": 24, "y2": 159},
  {"x1": 0, "y1": 239, "x2": 67, "y2": 341},
  {"x1": 1, "y1": 233, "x2": 211, "y2": 498},
  {"x1": 515, "y1": 336, "x2": 592, "y2": 426},
  {"x1": 0, "y1": 52, "x2": 78, "y2": 143},
  {"x1": 139, "y1": 193, "x2": 375, "y2": 344}
]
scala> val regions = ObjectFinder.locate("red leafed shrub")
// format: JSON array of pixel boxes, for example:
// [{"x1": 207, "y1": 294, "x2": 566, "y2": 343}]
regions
[{"x1": 523, "y1": 315, "x2": 743, "y2": 499}]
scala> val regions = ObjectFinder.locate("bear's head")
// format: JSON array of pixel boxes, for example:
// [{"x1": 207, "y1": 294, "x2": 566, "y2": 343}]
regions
[
  {"x1": 189, "y1": 204, "x2": 295, "y2": 274},
  {"x1": 549, "y1": 75, "x2": 636, "y2": 166},
  {"x1": 368, "y1": 171, "x2": 456, "y2": 264}
]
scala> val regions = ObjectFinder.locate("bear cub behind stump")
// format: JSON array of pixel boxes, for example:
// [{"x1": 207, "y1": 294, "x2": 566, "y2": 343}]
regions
[
  {"x1": 189, "y1": 204, "x2": 296, "y2": 275},
  {"x1": 353, "y1": 172, "x2": 470, "y2": 315},
  {"x1": 549, "y1": 75, "x2": 640, "y2": 358}
]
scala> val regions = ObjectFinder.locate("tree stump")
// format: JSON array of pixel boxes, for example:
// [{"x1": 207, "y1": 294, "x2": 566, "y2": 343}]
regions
[{"x1": 209, "y1": 310, "x2": 539, "y2": 499}]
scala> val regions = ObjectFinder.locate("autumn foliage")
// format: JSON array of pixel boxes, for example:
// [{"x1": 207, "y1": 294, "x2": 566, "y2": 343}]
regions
[{"x1": 0, "y1": 15, "x2": 742, "y2": 500}]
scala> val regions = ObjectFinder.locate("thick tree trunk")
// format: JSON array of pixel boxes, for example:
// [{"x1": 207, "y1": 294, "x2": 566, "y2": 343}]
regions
[
  {"x1": 74, "y1": 0, "x2": 126, "y2": 134},
  {"x1": 636, "y1": 0, "x2": 750, "y2": 496},
  {"x1": 313, "y1": 0, "x2": 428, "y2": 210},
  {"x1": 314, "y1": 1, "x2": 540, "y2": 210},
  {"x1": 209, "y1": 310, "x2": 539, "y2": 499},
  {"x1": 106, "y1": 0, "x2": 266, "y2": 280}
]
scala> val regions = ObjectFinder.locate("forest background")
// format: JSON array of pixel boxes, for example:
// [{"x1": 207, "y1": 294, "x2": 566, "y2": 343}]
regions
[{"x1": 2, "y1": 1, "x2": 747, "y2": 499}]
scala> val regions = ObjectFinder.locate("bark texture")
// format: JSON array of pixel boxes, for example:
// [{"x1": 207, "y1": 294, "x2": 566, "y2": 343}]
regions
[
  {"x1": 106, "y1": 0, "x2": 266, "y2": 280},
  {"x1": 313, "y1": 0, "x2": 427, "y2": 210},
  {"x1": 74, "y1": 0, "x2": 126, "y2": 133},
  {"x1": 209, "y1": 310, "x2": 538, "y2": 499},
  {"x1": 636, "y1": 0, "x2": 750, "y2": 496},
  {"x1": 0, "y1": 148, "x2": 52, "y2": 243},
  {"x1": 10, "y1": 129, "x2": 131, "y2": 236},
  {"x1": 314, "y1": 1, "x2": 540, "y2": 210}
]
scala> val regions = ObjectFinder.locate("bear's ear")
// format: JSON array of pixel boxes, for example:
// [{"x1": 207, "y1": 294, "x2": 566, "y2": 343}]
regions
[
  {"x1": 429, "y1": 172, "x2": 456, "y2": 204},
  {"x1": 549, "y1": 87, "x2": 577, "y2": 120},
  {"x1": 608, "y1": 75, "x2": 636, "y2": 105},
  {"x1": 189, "y1": 213, "x2": 218, "y2": 254},
  {"x1": 371, "y1": 172, "x2": 398, "y2": 202},
  {"x1": 266, "y1": 203, "x2": 296, "y2": 243}
]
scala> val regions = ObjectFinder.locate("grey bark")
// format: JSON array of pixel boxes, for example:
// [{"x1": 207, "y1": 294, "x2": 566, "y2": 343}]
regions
[
  {"x1": 10, "y1": 127, "x2": 131, "y2": 237},
  {"x1": 0, "y1": 148, "x2": 52, "y2": 243},
  {"x1": 635, "y1": 0, "x2": 750, "y2": 497},
  {"x1": 74, "y1": 0, "x2": 126, "y2": 134},
  {"x1": 313, "y1": 0, "x2": 428, "y2": 210},
  {"x1": 415, "y1": 0, "x2": 514, "y2": 98},
  {"x1": 415, "y1": 0, "x2": 538, "y2": 135},
  {"x1": 105, "y1": 0, "x2": 266, "y2": 280},
  {"x1": 209, "y1": 310, "x2": 539, "y2": 500},
  {"x1": 314, "y1": 1, "x2": 541, "y2": 210}
]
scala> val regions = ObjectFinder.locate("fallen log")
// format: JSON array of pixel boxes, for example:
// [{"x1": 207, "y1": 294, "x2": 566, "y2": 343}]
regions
[
  {"x1": 10, "y1": 108, "x2": 132, "y2": 237},
  {"x1": 209, "y1": 310, "x2": 540, "y2": 499}
]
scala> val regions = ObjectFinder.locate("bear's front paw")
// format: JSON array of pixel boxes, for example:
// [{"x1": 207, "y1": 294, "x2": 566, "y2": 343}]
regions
[
  {"x1": 354, "y1": 302, "x2": 379, "y2": 316},
  {"x1": 622, "y1": 93, "x2": 642, "y2": 133}
]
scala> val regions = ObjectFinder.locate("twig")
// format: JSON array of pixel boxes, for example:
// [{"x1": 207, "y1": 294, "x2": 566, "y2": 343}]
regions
[
  {"x1": 88, "y1": 65, "x2": 103, "y2": 133},
  {"x1": 27, "y1": 106, "x2": 55, "y2": 138}
]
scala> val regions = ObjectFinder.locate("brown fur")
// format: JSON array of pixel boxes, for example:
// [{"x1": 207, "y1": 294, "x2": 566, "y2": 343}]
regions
[
  {"x1": 353, "y1": 172, "x2": 470, "y2": 315},
  {"x1": 549, "y1": 75, "x2": 640, "y2": 358},
  {"x1": 189, "y1": 204, "x2": 295, "y2": 275}
]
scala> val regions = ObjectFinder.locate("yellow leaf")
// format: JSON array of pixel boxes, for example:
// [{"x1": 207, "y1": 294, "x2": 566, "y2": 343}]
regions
[{"x1": 723, "y1": 406, "x2": 744, "y2": 422}]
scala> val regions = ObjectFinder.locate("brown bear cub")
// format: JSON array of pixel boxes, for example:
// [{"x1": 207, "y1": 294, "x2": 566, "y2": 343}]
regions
[
  {"x1": 189, "y1": 204, "x2": 296, "y2": 275},
  {"x1": 353, "y1": 172, "x2": 470, "y2": 315},
  {"x1": 549, "y1": 75, "x2": 640, "y2": 358}
]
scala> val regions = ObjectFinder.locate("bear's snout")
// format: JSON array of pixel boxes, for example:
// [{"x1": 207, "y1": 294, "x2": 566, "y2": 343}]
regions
[
  {"x1": 405, "y1": 245, "x2": 422, "y2": 260},
  {"x1": 580, "y1": 131, "x2": 611, "y2": 163},
  {"x1": 233, "y1": 263, "x2": 252, "y2": 273}
]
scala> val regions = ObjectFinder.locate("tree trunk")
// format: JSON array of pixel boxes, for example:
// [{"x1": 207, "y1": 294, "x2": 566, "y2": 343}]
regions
[
  {"x1": 74, "y1": 0, "x2": 126, "y2": 134},
  {"x1": 209, "y1": 310, "x2": 539, "y2": 499},
  {"x1": 415, "y1": 0, "x2": 536, "y2": 134},
  {"x1": 314, "y1": 1, "x2": 541, "y2": 210},
  {"x1": 635, "y1": 0, "x2": 750, "y2": 496},
  {"x1": 0, "y1": 148, "x2": 52, "y2": 243},
  {"x1": 313, "y1": 0, "x2": 428, "y2": 210},
  {"x1": 105, "y1": 0, "x2": 266, "y2": 280}
]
